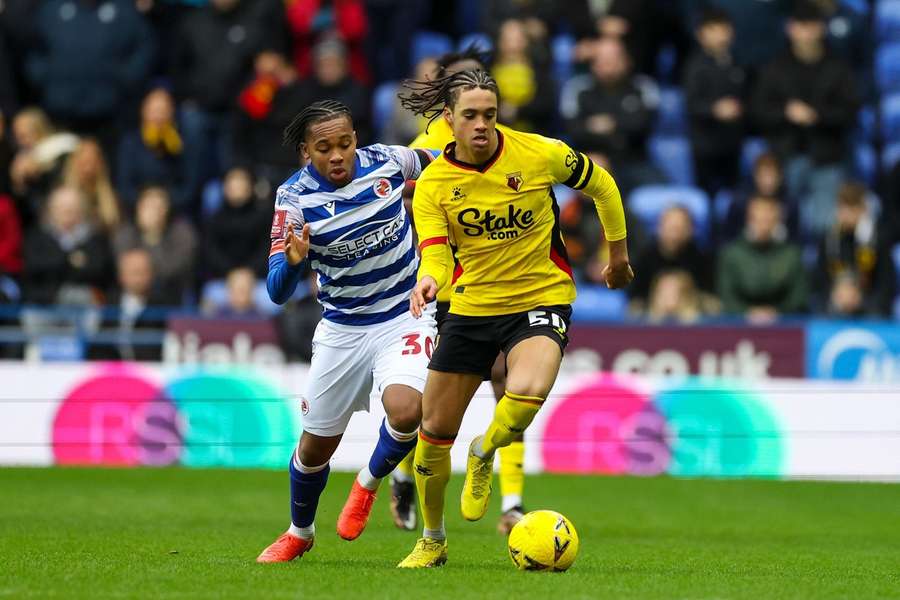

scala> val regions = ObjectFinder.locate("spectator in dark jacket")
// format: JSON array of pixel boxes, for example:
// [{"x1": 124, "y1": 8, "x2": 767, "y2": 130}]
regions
[
  {"x1": 172, "y1": 0, "x2": 269, "y2": 180},
  {"x1": 628, "y1": 205, "x2": 712, "y2": 311},
  {"x1": 299, "y1": 36, "x2": 371, "y2": 144},
  {"x1": 230, "y1": 51, "x2": 304, "y2": 189},
  {"x1": 569, "y1": 37, "x2": 661, "y2": 195},
  {"x1": 813, "y1": 0, "x2": 872, "y2": 97},
  {"x1": 682, "y1": 0, "x2": 792, "y2": 69},
  {"x1": 683, "y1": 8, "x2": 746, "y2": 198},
  {"x1": 25, "y1": 0, "x2": 155, "y2": 147},
  {"x1": 22, "y1": 185, "x2": 112, "y2": 304},
  {"x1": 87, "y1": 247, "x2": 171, "y2": 361},
  {"x1": 0, "y1": 30, "x2": 18, "y2": 119},
  {"x1": 718, "y1": 195, "x2": 807, "y2": 322},
  {"x1": 117, "y1": 87, "x2": 198, "y2": 214},
  {"x1": 751, "y1": 2, "x2": 858, "y2": 238},
  {"x1": 113, "y1": 185, "x2": 197, "y2": 303},
  {"x1": 202, "y1": 167, "x2": 271, "y2": 280},
  {"x1": 815, "y1": 182, "x2": 896, "y2": 317},
  {"x1": 0, "y1": 109, "x2": 14, "y2": 196},
  {"x1": 287, "y1": 0, "x2": 369, "y2": 85}
]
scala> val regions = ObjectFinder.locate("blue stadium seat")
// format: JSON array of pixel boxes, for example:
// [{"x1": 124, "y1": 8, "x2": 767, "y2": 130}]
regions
[
  {"x1": 0, "y1": 275, "x2": 20, "y2": 303},
  {"x1": 882, "y1": 141, "x2": 900, "y2": 171},
  {"x1": 655, "y1": 87, "x2": 688, "y2": 136},
  {"x1": 552, "y1": 34, "x2": 576, "y2": 83},
  {"x1": 458, "y1": 32, "x2": 492, "y2": 53},
  {"x1": 855, "y1": 104, "x2": 876, "y2": 141},
  {"x1": 875, "y1": 42, "x2": 900, "y2": 93},
  {"x1": 853, "y1": 142, "x2": 877, "y2": 186},
  {"x1": 648, "y1": 135, "x2": 694, "y2": 186},
  {"x1": 372, "y1": 81, "x2": 398, "y2": 138},
  {"x1": 880, "y1": 93, "x2": 900, "y2": 140},
  {"x1": 571, "y1": 286, "x2": 627, "y2": 322},
  {"x1": 892, "y1": 243, "x2": 900, "y2": 288},
  {"x1": 876, "y1": 0, "x2": 900, "y2": 41},
  {"x1": 656, "y1": 44, "x2": 678, "y2": 85},
  {"x1": 628, "y1": 184, "x2": 710, "y2": 242},
  {"x1": 713, "y1": 188, "x2": 734, "y2": 227},
  {"x1": 411, "y1": 31, "x2": 454, "y2": 66},
  {"x1": 740, "y1": 137, "x2": 769, "y2": 178},
  {"x1": 842, "y1": 0, "x2": 870, "y2": 14},
  {"x1": 201, "y1": 179, "x2": 223, "y2": 218},
  {"x1": 201, "y1": 280, "x2": 297, "y2": 316}
]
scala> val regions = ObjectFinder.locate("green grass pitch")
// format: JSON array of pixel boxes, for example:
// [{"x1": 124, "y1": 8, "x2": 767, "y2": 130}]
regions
[{"x1": 1, "y1": 468, "x2": 898, "y2": 599}]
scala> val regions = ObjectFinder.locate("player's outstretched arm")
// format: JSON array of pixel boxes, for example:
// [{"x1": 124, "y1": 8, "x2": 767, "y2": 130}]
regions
[
  {"x1": 266, "y1": 224, "x2": 311, "y2": 304},
  {"x1": 548, "y1": 141, "x2": 634, "y2": 289},
  {"x1": 410, "y1": 275, "x2": 438, "y2": 318}
]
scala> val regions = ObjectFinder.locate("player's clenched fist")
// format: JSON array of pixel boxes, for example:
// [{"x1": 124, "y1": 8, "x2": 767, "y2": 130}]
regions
[
  {"x1": 602, "y1": 259, "x2": 634, "y2": 289},
  {"x1": 409, "y1": 275, "x2": 438, "y2": 318},
  {"x1": 285, "y1": 223, "x2": 310, "y2": 266}
]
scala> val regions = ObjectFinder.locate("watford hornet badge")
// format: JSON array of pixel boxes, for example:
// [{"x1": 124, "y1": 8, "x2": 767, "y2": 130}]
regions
[{"x1": 506, "y1": 171, "x2": 523, "y2": 192}]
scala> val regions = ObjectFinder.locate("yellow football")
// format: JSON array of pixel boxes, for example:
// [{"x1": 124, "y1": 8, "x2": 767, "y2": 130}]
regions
[{"x1": 507, "y1": 510, "x2": 579, "y2": 572}]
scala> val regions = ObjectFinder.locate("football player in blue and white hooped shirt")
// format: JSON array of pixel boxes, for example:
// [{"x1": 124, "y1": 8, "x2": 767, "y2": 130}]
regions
[{"x1": 257, "y1": 100, "x2": 438, "y2": 564}]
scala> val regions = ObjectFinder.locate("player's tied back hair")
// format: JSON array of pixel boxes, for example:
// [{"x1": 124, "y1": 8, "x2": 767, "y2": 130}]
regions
[
  {"x1": 399, "y1": 69, "x2": 500, "y2": 132},
  {"x1": 283, "y1": 99, "x2": 353, "y2": 151}
]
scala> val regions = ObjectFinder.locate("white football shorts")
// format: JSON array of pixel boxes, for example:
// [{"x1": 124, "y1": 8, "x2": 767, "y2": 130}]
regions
[{"x1": 300, "y1": 304, "x2": 437, "y2": 437}]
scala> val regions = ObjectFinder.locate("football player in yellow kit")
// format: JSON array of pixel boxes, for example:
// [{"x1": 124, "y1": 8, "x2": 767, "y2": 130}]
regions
[
  {"x1": 390, "y1": 47, "x2": 526, "y2": 536},
  {"x1": 396, "y1": 69, "x2": 633, "y2": 568}
]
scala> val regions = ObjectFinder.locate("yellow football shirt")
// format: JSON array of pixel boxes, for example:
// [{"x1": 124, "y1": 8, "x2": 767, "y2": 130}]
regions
[
  {"x1": 410, "y1": 120, "x2": 514, "y2": 303},
  {"x1": 414, "y1": 127, "x2": 626, "y2": 317}
]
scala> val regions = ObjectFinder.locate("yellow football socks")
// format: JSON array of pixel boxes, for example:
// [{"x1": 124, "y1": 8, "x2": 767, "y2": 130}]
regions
[
  {"x1": 498, "y1": 440, "x2": 525, "y2": 502},
  {"x1": 480, "y1": 392, "x2": 543, "y2": 458},
  {"x1": 395, "y1": 449, "x2": 415, "y2": 481},
  {"x1": 414, "y1": 432, "x2": 453, "y2": 536}
]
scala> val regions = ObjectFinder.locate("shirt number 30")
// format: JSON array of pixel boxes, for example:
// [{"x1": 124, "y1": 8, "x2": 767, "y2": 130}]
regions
[{"x1": 401, "y1": 333, "x2": 434, "y2": 358}]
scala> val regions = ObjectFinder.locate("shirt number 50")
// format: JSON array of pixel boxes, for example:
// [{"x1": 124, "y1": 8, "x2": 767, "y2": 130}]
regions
[
  {"x1": 527, "y1": 310, "x2": 567, "y2": 332},
  {"x1": 401, "y1": 333, "x2": 434, "y2": 358}
]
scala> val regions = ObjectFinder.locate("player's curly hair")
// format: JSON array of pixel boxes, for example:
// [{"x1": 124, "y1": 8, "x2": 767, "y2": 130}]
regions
[
  {"x1": 282, "y1": 100, "x2": 353, "y2": 151},
  {"x1": 399, "y1": 69, "x2": 500, "y2": 132},
  {"x1": 435, "y1": 43, "x2": 489, "y2": 76}
]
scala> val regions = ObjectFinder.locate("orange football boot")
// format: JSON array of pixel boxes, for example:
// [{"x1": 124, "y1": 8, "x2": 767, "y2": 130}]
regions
[
  {"x1": 256, "y1": 532, "x2": 314, "y2": 563},
  {"x1": 336, "y1": 480, "x2": 377, "y2": 540}
]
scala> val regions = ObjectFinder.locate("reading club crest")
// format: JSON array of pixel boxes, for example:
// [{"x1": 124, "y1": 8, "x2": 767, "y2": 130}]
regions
[
  {"x1": 506, "y1": 172, "x2": 524, "y2": 192},
  {"x1": 373, "y1": 178, "x2": 392, "y2": 198}
]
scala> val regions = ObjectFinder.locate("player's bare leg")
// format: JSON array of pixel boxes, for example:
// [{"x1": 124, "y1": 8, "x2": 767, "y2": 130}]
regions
[
  {"x1": 490, "y1": 353, "x2": 526, "y2": 534},
  {"x1": 257, "y1": 432, "x2": 342, "y2": 563},
  {"x1": 398, "y1": 370, "x2": 481, "y2": 568},
  {"x1": 463, "y1": 337, "x2": 562, "y2": 522},
  {"x1": 338, "y1": 384, "x2": 421, "y2": 540}
]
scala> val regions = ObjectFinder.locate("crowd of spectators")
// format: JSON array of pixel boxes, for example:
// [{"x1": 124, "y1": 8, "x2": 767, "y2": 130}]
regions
[{"x1": 0, "y1": 0, "x2": 897, "y2": 359}]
